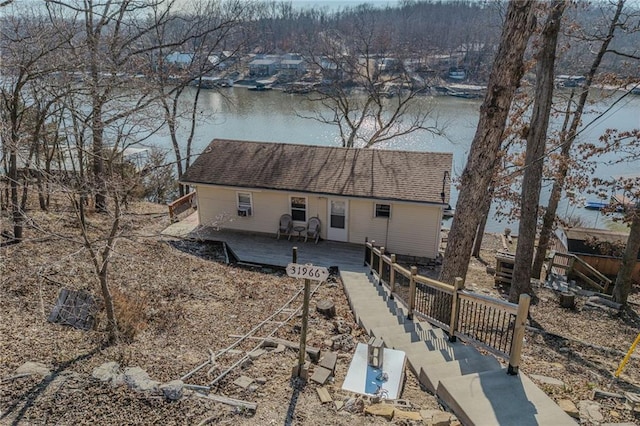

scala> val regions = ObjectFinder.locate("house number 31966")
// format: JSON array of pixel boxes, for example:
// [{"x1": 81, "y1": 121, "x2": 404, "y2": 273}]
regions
[{"x1": 286, "y1": 263, "x2": 329, "y2": 281}]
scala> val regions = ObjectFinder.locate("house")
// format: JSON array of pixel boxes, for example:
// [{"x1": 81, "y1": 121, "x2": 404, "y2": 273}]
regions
[
  {"x1": 249, "y1": 56, "x2": 279, "y2": 77},
  {"x1": 279, "y1": 53, "x2": 306, "y2": 76},
  {"x1": 180, "y1": 139, "x2": 453, "y2": 260},
  {"x1": 554, "y1": 226, "x2": 640, "y2": 279}
]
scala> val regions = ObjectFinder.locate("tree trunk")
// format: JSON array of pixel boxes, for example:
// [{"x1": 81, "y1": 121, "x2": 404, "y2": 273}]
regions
[
  {"x1": 531, "y1": 0, "x2": 625, "y2": 279},
  {"x1": 439, "y1": 0, "x2": 536, "y2": 284},
  {"x1": 510, "y1": 0, "x2": 566, "y2": 303},
  {"x1": 92, "y1": 106, "x2": 106, "y2": 212},
  {"x1": 472, "y1": 187, "x2": 493, "y2": 258},
  {"x1": 9, "y1": 149, "x2": 23, "y2": 241},
  {"x1": 531, "y1": 92, "x2": 574, "y2": 278},
  {"x1": 612, "y1": 207, "x2": 640, "y2": 305}
]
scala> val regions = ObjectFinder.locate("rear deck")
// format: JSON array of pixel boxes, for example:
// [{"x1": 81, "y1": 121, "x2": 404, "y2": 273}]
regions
[{"x1": 162, "y1": 212, "x2": 366, "y2": 271}]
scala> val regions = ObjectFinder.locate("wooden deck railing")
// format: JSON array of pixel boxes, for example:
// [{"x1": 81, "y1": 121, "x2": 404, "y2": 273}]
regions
[
  {"x1": 547, "y1": 251, "x2": 612, "y2": 293},
  {"x1": 364, "y1": 239, "x2": 530, "y2": 374},
  {"x1": 168, "y1": 191, "x2": 196, "y2": 223}
]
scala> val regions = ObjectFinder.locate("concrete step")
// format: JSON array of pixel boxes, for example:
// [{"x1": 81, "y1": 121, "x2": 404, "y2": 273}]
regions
[
  {"x1": 370, "y1": 323, "x2": 446, "y2": 344},
  {"x1": 418, "y1": 354, "x2": 503, "y2": 393},
  {"x1": 437, "y1": 369, "x2": 577, "y2": 426},
  {"x1": 403, "y1": 341, "x2": 483, "y2": 376}
]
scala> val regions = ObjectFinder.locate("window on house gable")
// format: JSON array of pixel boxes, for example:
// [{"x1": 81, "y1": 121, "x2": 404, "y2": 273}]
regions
[
  {"x1": 237, "y1": 192, "x2": 253, "y2": 216},
  {"x1": 375, "y1": 203, "x2": 391, "y2": 218},
  {"x1": 291, "y1": 196, "x2": 307, "y2": 222}
]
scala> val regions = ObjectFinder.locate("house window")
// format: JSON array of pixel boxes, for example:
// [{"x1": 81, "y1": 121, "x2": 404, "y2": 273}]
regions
[
  {"x1": 375, "y1": 203, "x2": 391, "y2": 218},
  {"x1": 291, "y1": 196, "x2": 307, "y2": 222},
  {"x1": 237, "y1": 192, "x2": 253, "y2": 216}
]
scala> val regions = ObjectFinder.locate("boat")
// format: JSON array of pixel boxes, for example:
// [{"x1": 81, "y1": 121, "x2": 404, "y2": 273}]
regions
[
  {"x1": 448, "y1": 91, "x2": 482, "y2": 99},
  {"x1": 584, "y1": 200, "x2": 608, "y2": 210},
  {"x1": 248, "y1": 82, "x2": 272, "y2": 91},
  {"x1": 443, "y1": 205, "x2": 455, "y2": 218}
]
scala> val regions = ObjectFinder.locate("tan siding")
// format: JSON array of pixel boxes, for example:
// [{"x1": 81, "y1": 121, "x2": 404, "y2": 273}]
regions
[
  {"x1": 196, "y1": 185, "x2": 328, "y2": 238},
  {"x1": 348, "y1": 200, "x2": 441, "y2": 258},
  {"x1": 348, "y1": 199, "x2": 389, "y2": 245},
  {"x1": 196, "y1": 185, "x2": 441, "y2": 258},
  {"x1": 386, "y1": 203, "x2": 441, "y2": 259}
]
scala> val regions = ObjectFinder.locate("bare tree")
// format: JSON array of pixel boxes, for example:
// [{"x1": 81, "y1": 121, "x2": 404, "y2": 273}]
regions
[
  {"x1": 301, "y1": 9, "x2": 441, "y2": 148},
  {"x1": 581, "y1": 131, "x2": 640, "y2": 305},
  {"x1": 439, "y1": 0, "x2": 537, "y2": 284},
  {"x1": 0, "y1": 6, "x2": 70, "y2": 242},
  {"x1": 509, "y1": 0, "x2": 567, "y2": 303},
  {"x1": 149, "y1": 0, "x2": 249, "y2": 196},
  {"x1": 531, "y1": 0, "x2": 631, "y2": 279}
]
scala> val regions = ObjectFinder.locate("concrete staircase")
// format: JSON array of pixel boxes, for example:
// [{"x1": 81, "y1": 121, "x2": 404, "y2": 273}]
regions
[{"x1": 340, "y1": 270, "x2": 577, "y2": 426}]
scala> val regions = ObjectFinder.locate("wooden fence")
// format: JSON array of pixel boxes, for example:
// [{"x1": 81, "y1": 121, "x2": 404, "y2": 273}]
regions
[
  {"x1": 364, "y1": 238, "x2": 530, "y2": 375},
  {"x1": 168, "y1": 192, "x2": 196, "y2": 223}
]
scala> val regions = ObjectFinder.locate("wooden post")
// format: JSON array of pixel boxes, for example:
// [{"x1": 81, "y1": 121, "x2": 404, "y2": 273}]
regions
[
  {"x1": 378, "y1": 246, "x2": 385, "y2": 285},
  {"x1": 389, "y1": 254, "x2": 396, "y2": 299},
  {"x1": 369, "y1": 240, "x2": 375, "y2": 275},
  {"x1": 292, "y1": 246, "x2": 298, "y2": 264},
  {"x1": 448, "y1": 277, "x2": 464, "y2": 342},
  {"x1": 407, "y1": 266, "x2": 417, "y2": 320},
  {"x1": 364, "y1": 237, "x2": 369, "y2": 266},
  {"x1": 297, "y1": 278, "x2": 311, "y2": 377},
  {"x1": 508, "y1": 293, "x2": 531, "y2": 375}
]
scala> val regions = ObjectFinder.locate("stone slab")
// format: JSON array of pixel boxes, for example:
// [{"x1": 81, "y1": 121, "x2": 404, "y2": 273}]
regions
[
  {"x1": 310, "y1": 366, "x2": 332, "y2": 385},
  {"x1": 233, "y1": 375, "x2": 254, "y2": 389},
  {"x1": 393, "y1": 409, "x2": 422, "y2": 421},
  {"x1": 319, "y1": 352, "x2": 338, "y2": 373},
  {"x1": 364, "y1": 403, "x2": 395, "y2": 420},
  {"x1": 316, "y1": 386, "x2": 332, "y2": 403}
]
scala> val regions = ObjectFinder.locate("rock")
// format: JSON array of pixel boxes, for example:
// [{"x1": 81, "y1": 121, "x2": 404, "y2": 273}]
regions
[
  {"x1": 233, "y1": 375, "x2": 254, "y2": 389},
  {"x1": 420, "y1": 409, "x2": 441, "y2": 421},
  {"x1": 558, "y1": 399, "x2": 579, "y2": 418},
  {"x1": 432, "y1": 411, "x2": 453, "y2": 426},
  {"x1": 273, "y1": 344, "x2": 286, "y2": 354},
  {"x1": 123, "y1": 367, "x2": 160, "y2": 392},
  {"x1": 91, "y1": 361, "x2": 122, "y2": 385},
  {"x1": 344, "y1": 397, "x2": 365, "y2": 413},
  {"x1": 16, "y1": 362, "x2": 51, "y2": 378},
  {"x1": 160, "y1": 380, "x2": 184, "y2": 400},
  {"x1": 333, "y1": 319, "x2": 352, "y2": 335},
  {"x1": 255, "y1": 377, "x2": 267, "y2": 385},
  {"x1": 364, "y1": 403, "x2": 395, "y2": 420},
  {"x1": 530, "y1": 374, "x2": 564, "y2": 387},
  {"x1": 331, "y1": 334, "x2": 355, "y2": 352},
  {"x1": 393, "y1": 409, "x2": 422, "y2": 421},
  {"x1": 248, "y1": 349, "x2": 266, "y2": 360},
  {"x1": 579, "y1": 400, "x2": 604, "y2": 423}
]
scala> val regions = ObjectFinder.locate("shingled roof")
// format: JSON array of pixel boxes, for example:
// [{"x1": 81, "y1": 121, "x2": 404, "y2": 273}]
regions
[{"x1": 181, "y1": 139, "x2": 453, "y2": 205}]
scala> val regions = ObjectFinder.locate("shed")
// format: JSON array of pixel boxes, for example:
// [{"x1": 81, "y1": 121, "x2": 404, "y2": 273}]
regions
[
  {"x1": 180, "y1": 139, "x2": 453, "y2": 260},
  {"x1": 554, "y1": 226, "x2": 640, "y2": 279}
]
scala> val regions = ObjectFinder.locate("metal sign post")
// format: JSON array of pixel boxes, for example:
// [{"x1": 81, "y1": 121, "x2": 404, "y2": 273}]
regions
[{"x1": 287, "y1": 262, "x2": 329, "y2": 378}]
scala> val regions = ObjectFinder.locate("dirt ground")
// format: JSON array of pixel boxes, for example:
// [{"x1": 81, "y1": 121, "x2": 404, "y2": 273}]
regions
[{"x1": 1, "y1": 201, "x2": 639, "y2": 425}]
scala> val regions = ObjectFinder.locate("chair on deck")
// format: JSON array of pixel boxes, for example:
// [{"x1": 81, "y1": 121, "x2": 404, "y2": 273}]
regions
[
  {"x1": 305, "y1": 217, "x2": 321, "y2": 244},
  {"x1": 277, "y1": 214, "x2": 293, "y2": 240}
]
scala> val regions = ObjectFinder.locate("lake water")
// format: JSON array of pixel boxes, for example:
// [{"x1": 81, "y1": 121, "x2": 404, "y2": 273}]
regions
[{"x1": 148, "y1": 87, "x2": 640, "y2": 233}]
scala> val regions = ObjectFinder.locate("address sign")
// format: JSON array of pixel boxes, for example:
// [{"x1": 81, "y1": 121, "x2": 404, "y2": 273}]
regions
[{"x1": 286, "y1": 263, "x2": 329, "y2": 281}]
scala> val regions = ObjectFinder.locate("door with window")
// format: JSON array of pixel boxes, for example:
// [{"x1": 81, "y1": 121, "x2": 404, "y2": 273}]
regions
[{"x1": 327, "y1": 199, "x2": 348, "y2": 242}]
